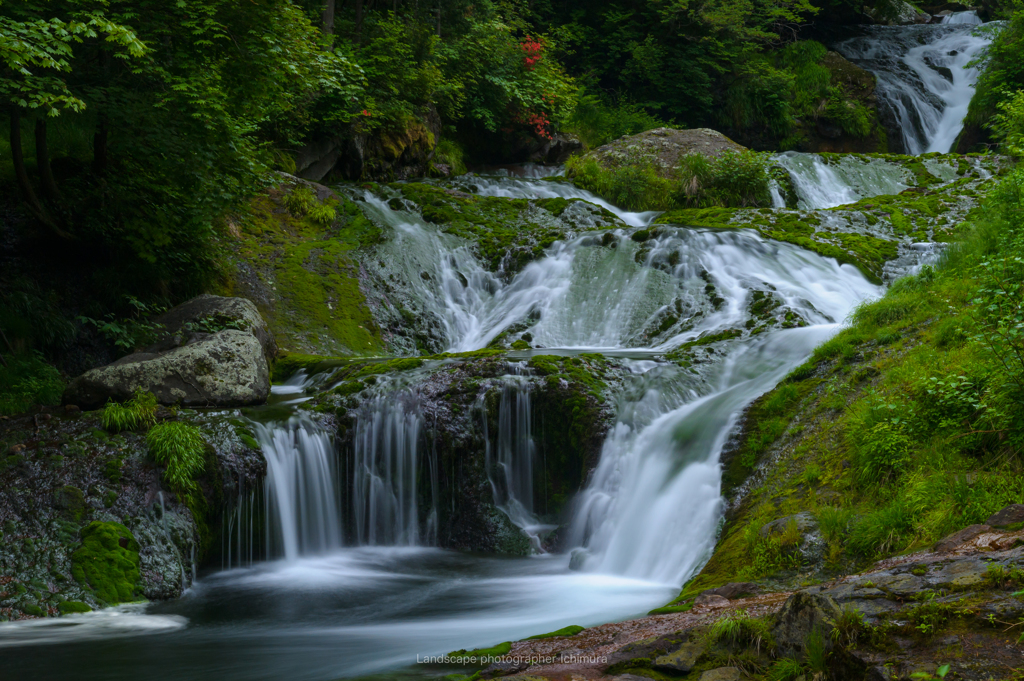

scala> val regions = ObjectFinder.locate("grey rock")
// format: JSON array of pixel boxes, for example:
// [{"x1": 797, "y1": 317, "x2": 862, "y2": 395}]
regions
[
  {"x1": 986, "y1": 504, "x2": 1024, "y2": 528},
  {"x1": 870, "y1": 573, "x2": 925, "y2": 598},
  {"x1": 934, "y1": 523, "x2": 991, "y2": 552},
  {"x1": 702, "y1": 582, "x2": 759, "y2": 600},
  {"x1": 772, "y1": 592, "x2": 843, "y2": 659},
  {"x1": 64, "y1": 329, "x2": 269, "y2": 409},
  {"x1": 699, "y1": 667, "x2": 741, "y2": 681},
  {"x1": 653, "y1": 640, "x2": 707, "y2": 673},
  {"x1": 149, "y1": 294, "x2": 276, "y2": 364},
  {"x1": 927, "y1": 558, "x2": 989, "y2": 589},
  {"x1": 694, "y1": 593, "x2": 731, "y2": 608}
]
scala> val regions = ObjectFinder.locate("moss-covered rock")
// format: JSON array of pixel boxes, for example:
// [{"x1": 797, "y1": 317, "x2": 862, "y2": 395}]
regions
[
  {"x1": 220, "y1": 177, "x2": 386, "y2": 357},
  {"x1": 395, "y1": 183, "x2": 622, "y2": 274},
  {"x1": 70, "y1": 522, "x2": 143, "y2": 605}
]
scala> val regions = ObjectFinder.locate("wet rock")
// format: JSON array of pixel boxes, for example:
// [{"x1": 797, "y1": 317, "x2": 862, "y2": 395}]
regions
[
  {"x1": 934, "y1": 524, "x2": 991, "y2": 552},
  {"x1": 986, "y1": 504, "x2": 1024, "y2": 528},
  {"x1": 701, "y1": 582, "x2": 759, "y2": 600},
  {"x1": 652, "y1": 637, "x2": 707, "y2": 673},
  {"x1": 63, "y1": 329, "x2": 269, "y2": 410},
  {"x1": 693, "y1": 593, "x2": 731, "y2": 608},
  {"x1": 772, "y1": 592, "x2": 843, "y2": 659},
  {"x1": 699, "y1": 667, "x2": 741, "y2": 681}
]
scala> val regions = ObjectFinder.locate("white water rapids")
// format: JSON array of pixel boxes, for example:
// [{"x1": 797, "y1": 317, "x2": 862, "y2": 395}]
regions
[{"x1": 0, "y1": 15, "x2": 993, "y2": 681}]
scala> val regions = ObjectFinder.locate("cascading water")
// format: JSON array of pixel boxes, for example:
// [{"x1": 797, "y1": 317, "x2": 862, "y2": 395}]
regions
[
  {"x1": 254, "y1": 417, "x2": 342, "y2": 560},
  {"x1": 772, "y1": 152, "x2": 912, "y2": 209},
  {"x1": 836, "y1": 16, "x2": 999, "y2": 153},
  {"x1": 350, "y1": 389, "x2": 435, "y2": 546},
  {"x1": 482, "y1": 371, "x2": 554, "y2": 546}
]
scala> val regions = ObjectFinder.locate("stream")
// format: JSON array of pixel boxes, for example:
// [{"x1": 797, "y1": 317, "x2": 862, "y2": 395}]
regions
[{"x1": 0, "y1": 12, "x2": 998, "y2": 681}]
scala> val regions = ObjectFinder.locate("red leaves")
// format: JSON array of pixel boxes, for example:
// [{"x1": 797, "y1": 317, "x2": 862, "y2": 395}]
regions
[{"x1": 520, "y1": 36, "x2": 544, "y2": 70}]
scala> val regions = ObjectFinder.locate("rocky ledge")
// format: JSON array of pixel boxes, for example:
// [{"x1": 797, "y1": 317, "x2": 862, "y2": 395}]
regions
[{"x1": 447, "y1": 518, "x2": 1023, "y2": 681}]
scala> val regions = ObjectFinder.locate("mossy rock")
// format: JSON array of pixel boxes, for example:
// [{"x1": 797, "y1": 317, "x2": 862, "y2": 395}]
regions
[
  {"x1": 58, "y1": 601, "x2": 93, "y2": 615},
  {"x1": 70, "y1": 521, "x2": 143, "y2": 605}
]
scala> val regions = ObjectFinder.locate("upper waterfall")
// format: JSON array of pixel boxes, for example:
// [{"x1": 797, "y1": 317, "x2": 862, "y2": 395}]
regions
[{"x1": 836, "y1": 17, "x2": 999, "y2": 153}]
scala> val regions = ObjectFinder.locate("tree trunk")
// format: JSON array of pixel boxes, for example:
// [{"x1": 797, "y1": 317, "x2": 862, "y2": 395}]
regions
[
  {"x1": 10, "y1": 110, "x2": 49, "y2": 224},
  {"x1": 355, "y1": 0, "x2": 364, "y2": 44},
  {"x1": 35, "y1": 118, "x2": 61, "y2": 205},
  {"x1": 322, "y1": 0, "x2": 336, "y2": 35},
  {"x1": 93, "y1": 115, "x2": 108, "y2": 176}
]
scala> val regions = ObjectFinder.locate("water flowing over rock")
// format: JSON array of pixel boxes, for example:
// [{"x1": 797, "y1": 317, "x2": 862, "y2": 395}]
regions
[{"x1": 837, "y1": 17, "x2": 998, "y2": 153}]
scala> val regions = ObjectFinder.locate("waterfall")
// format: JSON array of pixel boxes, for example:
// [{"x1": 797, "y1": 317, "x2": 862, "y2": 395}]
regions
[
  {"x1": 836, "y1": 19, "x2": 999, "y2": 153},
  {"x1": 350, "y1": 390, "x2": 435, "y2": 546},
  {"x1": 482, "y1": 371, "x2": 555, "y2": 546},
  {"x1": 941, "y1": 10, "x2": 982, "y2": 25},
  {"x1": 772, "y1": 152, "x2": 911, "y2": 209},
  {"x1": 254, "y1": 417, "x2": 342, "y2": 561}
]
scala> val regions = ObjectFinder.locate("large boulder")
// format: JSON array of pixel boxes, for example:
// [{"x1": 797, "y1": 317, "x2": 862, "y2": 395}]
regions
[
  {"x1": 148, "y1": 294, "x2": 276, "y2": 363},
  {"x1": 772, "y1": 592, "x2": 843, "y2": 659},
  {"x1": 578, "y1": 127, "x2": 747, "y2": 179},
  {"x1": 63, "y1": 295, "x2": 272, "y2": 409}
]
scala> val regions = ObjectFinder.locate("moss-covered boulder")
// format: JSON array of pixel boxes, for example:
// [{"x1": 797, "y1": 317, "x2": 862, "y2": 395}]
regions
[
  {"x1": 221, "y1": 178, "x2": 386, "y2": 357},
  {"x1": 573, "y1": 128, "x2": 747, "y2": 180},
  {"x1": 70, "y1": 522, "x2": 143, "y2": 605}
]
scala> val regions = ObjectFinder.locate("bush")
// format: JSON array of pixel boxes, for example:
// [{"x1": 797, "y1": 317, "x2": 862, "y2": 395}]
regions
[
  {"x1": 147, "y1": 422, "x2": 206, "y2": 496},
  {"x1": 564, "y1": 89, "x2": 665, "y2": 149},
  {"x1": 0, "y1": 351, "x2": 65, "y2": 416},
  {"x1": 565, "y1": 156, "x2": 674, "y2": 211},
  {"x1": 676, "y1": 150, "x2": 772, "y2": 208},
  {"x1": 101, "y1": 389, "x2": 158, "y2": 433}
]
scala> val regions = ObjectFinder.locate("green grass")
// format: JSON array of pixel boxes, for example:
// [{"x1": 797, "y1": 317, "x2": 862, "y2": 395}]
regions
[
  {"x1": 101, "y1": 389, "x2": 158, "y2": 432},
  {"x1": 147, "y1": 421, "x2": 206, "y2": 495}
]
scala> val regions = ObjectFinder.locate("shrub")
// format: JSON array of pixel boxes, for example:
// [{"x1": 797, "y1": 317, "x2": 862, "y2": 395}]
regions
[
  {"x1": 676, "y1": 150, "x2": 772, "y2": 208},
  {"x1": 147, "y1": 421, "x2": 206, "y2": 495},
  {"x1": 563, "y1": 89, "x2": 665, "y2": 149},
  {"x1": 101, "y1": 389, "x2": 158, "y2": 433},
  {"x1": 0, "y1": 351, "x2": 65, "y2": 416},
  {"x1": 307, "y1": 202, "x2": 337, "y2": 225},
  {"x1": 285, "y1": 185, "x2": 317, "y2": 216}
]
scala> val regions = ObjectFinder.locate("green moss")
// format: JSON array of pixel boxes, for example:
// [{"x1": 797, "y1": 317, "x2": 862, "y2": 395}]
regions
[
  {"x1": 58, "y1": 601, "x2": 93, "y2": 614},
  {"x1": 526, "y1": 625, "x2": 585, "y2": 640},
  {"x1": 272, "y1": 352, "x2": 354, "y2": 382},
  {"x1": 224, "y1": 187, "x2": 385, "y2": 356},
  {"x1": 55, "y1": 485, "x2": 86, "y2": 522},
  {"x1": 448, "y1": 641, "x2": 512, "y2": 659},
  {"x1": 70, "y1": 521, "x2": 143, "y2": 605},
  {"x1": 397, "y1": 184, "x2": 613, "y2": 273}
]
